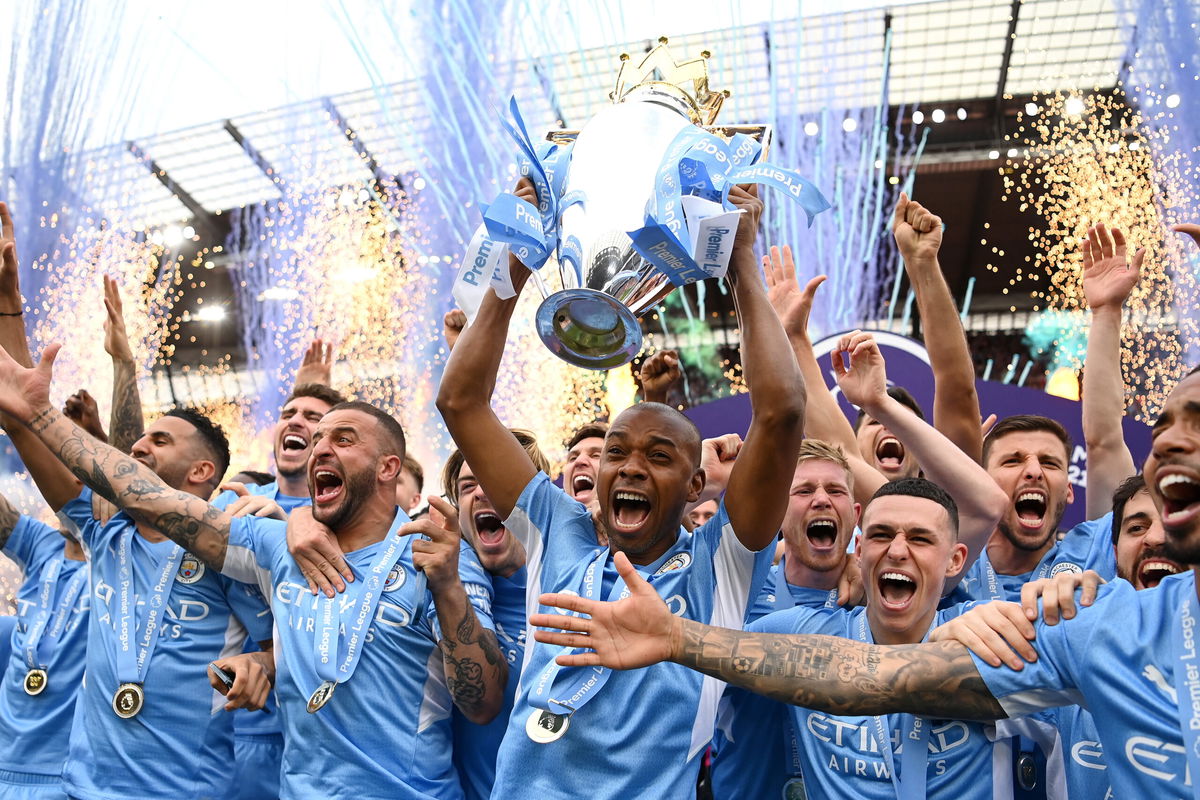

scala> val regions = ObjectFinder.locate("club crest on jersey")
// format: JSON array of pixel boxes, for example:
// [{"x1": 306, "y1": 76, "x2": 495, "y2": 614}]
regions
[
  {"x1": 177, "y1": 553, "x2": 205, "y2": 584},
  {"x1": 655, "y1": 553, "x2": 692, "y2": 575},
  {"x1": 384, "y1": 563, "x2": 407, "y2": 592},
  {"x1": 1049, "y1": 562, "x2": 1082, "y2": 577}
]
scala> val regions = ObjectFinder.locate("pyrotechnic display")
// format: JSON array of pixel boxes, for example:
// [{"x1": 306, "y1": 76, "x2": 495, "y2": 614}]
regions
[{"x1": 0, "y1": 1, "x2": 1198, "y2": 798}]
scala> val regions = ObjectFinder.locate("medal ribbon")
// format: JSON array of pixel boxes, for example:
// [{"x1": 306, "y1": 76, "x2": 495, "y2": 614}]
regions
[
  {"x1": 313, "y1": 513, "x2": 418, "y2": 687},
  {"x1": 23, "y1": 557, "x2": 87, "y2": 672},
  {"x1": 977, "y1": 548, "x2": 1055, "y2": 602},
  {"x1": 1171, "y1": 589, "x2": 1200, "y2": 800},
  {"x1": 114, "y1": 530, "x2": 185, "y2": 685},
  {"x1": 856, "y1": 613, "x2": 933, "y2": 800}
]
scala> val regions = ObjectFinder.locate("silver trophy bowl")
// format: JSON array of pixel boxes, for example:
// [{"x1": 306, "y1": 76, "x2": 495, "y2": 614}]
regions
[{"x1": 535, "y1": 95, "x2": 695, "y2": 370}]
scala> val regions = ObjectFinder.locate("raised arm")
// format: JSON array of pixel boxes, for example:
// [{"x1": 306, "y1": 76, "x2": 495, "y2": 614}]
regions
[
  {"x1": 721, "y1": 186, "x2": 806, "y2": 549},
  {"x1": 894, "y1": 194, "x2": 983, "y2": 462},
  {"x1": 762, "y1": 247, "x2": 886, "y2": 507},
  {"x1": 833, "y1": 331, "x2": 1008, "y2": 580},
  {"x1": 531, "y1": 551, "x2": 1005, "y2": 721},
  {"x1": 294, "y1": 338, "x2": 333, "y2": 390},
  {"x1": 637, "y1": 349, "x2": 682, "y2": 405},
  {"x1": 412, "y1": 496, "x2": 507, "y2": 724},
  {"x1": 0, "y1": 343, "x2": 232, "y2": 568},
  {"x1": 435, "y1": 181, "x2": 539, "y2": 520},
  {"x1": 0, "y1": 201, "x2": 81, "y2": 510},
  {"x1": 1079, "y1": 224, "x2": 1140, "y2": 519},
  {"x1": 102, "y1": 275, "x2": 145, "y2": 453}
]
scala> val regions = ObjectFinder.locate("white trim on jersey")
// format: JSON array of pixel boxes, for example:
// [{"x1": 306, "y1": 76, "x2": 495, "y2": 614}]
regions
[
  {"x1": 210, "y1": 612, "x2": 252, "y2": 713},
  {"x1": 994, "y1": 715, "x2": 1070, "y2": 800},
  {"x1": 689, "y1": 519, "x2": 759, "y2": 760},
  {"x1": 994, "y1": 687, "x2": 1086, "y2": 719},
  {"x1": 417, "y1": 646, "x2": 453, "y2": 734}
]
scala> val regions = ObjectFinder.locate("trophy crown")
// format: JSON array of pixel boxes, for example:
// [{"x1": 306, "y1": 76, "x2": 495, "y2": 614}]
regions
[{"x1": 610, "y1": 37, "x2": 727, "y2": 126}]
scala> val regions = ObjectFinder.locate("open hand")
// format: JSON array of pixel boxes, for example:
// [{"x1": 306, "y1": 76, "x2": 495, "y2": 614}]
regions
[
  {"x1": 1081, "y1": 223, "x2": 1142, "y2": 311},
  {"x1": 762, "y1": 244, "x2": 826, "y2": 341},
  {"x1": 102, "y1": 276, "x2": 135, "y2": 363},
  {"x1": 295, "y1": 338, "x2": 334, "y2": 387},
  {"x1": 831, "y1": 331, "x2": 888, "y2": 410},
  {"x1": 0, "y1": 202, "x2": 21, "y2": 309},
  {"x1": 287, "y1": 506, "x2": 354, "y2": 596}
]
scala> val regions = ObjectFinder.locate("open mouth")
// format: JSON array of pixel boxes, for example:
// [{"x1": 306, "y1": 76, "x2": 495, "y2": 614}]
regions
[
  {"x1": 875, "y1": 437, "x2": 905, "y2": 471},
  {"x1": 806, "y1": 519, "x2": 837, "y2": 550},
  {"x1": 1137, "y1": 557, "x2": 1183, "y2": 589},
  {"x1": 282, "y1": 433, "x2": 309, "y2": 453},
  {"x1": 611, "y1": 490, "x2": 652, "y2": 532},
  {"x1": 313, "y1": 469, "x2": 344, "y2": 504},
  {"x1": 473, "y1": 510, "x2": 506, "y2": 546},
  {"x1": 1014, "y1": 490, "x2": 1048, "y2": 530},
  {"x1": 878, "y1": 571, "x2": 917, "y2": 609},
  {"x1": 572, "y1": 474, "x2": 595, "y2": 498},
  {"x1": 1159, "y1": 474, "x2": 1200, "y2": 529}
]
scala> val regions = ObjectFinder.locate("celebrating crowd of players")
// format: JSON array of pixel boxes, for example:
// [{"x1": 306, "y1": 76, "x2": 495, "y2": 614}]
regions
[{"x1": 0, "y1": 179, "x2": 1196, "y2": 800}]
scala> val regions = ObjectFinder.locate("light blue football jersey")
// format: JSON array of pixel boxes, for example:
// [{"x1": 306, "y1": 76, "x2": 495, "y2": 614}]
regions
[
  {"x1": 710, "y1": 561, "x2": 839, "y2": 800},
  {"x1": 973, "y1": 569, "x2": 1199, "y2": 799},
  {"x1": 0, "y1": 516, "x2": 89, "y2": 780},
  {"x1": 491, "y1": 472, "x2": 773, "y2": 800},
  {"x1": 947, "y1": 513, "x2": 1116, "y2": 604},
  {"x1": 59, "y1": 488, "x2": 274, "y2": 800},
  {"x1": 749, "y1": 603, "x2": 1009, "y2": 800},
  {"x1": 212, "y1": 481, "x2": 310, "y2": 740},
  {"x1": 1050, "y1": 704, "x2": 1112, "y2": 799},
  {"x1": 222, "y1": 507, "x2": 497, "y2": 799},
  {"x1": 453, "y1": 567, "x2": 525, "y2": 800}
]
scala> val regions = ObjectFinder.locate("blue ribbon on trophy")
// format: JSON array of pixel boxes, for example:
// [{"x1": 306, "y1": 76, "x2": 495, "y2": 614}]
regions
[{"x1": 452, "y1": 39, "x2": 833, "y2": 369}]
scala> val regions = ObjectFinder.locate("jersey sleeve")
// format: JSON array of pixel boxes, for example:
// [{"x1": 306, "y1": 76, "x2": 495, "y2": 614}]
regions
[
  {"x1": 429, "y1": 539, "x2": 497, "y2": 639},
  {"x1": 223, "y1": 516, "x2": 286, "y2": 593},
  {"x1": 698, "y1": 502, "x2": 775, "y2": 628},
  {"x1": 223, "y1": 576, "x2": 274, "y2": 644},
  {"x1": 504, "y1": 471, "x2": 597, "y2": 568},
  {"x1": 210, "y1": 488, "x2": 239, "y2": 512},
  {"x1": 56, "y1": 487, "x2": 98, "y2": 546},
  {"x1": 968, "y1": 584, "x2": 1123, "y2": 717},
  {"x1": 3, "y1": 514, "x2": 61, "y2": 571},
  {"x1": 747, "y1": 604, "x2": 834, "y2": 636}
]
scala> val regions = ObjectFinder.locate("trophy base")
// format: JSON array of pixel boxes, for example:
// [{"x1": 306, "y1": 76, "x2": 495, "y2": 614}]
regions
[{"x1": 536, "y1": 289, "x2": 643, "y2": 371}]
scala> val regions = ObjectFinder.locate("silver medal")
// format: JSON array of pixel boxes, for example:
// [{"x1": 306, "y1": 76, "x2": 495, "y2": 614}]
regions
[{"x1": 525, "y1": 708, "x2": 570, "y2": 743}]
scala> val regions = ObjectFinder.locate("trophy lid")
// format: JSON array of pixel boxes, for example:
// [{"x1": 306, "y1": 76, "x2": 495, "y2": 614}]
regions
[{"x1": 610, "y1": 37, "x2": 730, "y2": 126}]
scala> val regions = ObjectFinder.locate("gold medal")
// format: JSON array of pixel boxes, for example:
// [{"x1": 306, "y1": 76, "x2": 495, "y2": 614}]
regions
[
  {"x1": 112, "y1": 683, "x2": 144, "y2": 719},
  {"x1": 525, "y1": 708, "x2": 570, "y2": 743},
  {"x1": 23, "y1": 669, "x2": 47, "y2": 696},
  {"x1": 307, "y1": 680, "x2": 336, "y2": 713}
]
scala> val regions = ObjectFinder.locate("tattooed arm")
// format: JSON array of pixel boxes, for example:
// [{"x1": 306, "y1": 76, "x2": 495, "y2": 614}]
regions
[
  {"x1": 410, "y1": 497, "x2": 506, "y2": 723},
  {"x1": 532, "y1": 551, "x2": 1007, "y2": 722},
  {"x1": 103, "y1": 276, "x2": 145, "y2": 453}
]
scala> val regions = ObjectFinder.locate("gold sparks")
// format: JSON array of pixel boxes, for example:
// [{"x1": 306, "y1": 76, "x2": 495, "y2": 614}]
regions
[{"x1": 1002, "y1": 90, "x2": 1200, "y2": 422}]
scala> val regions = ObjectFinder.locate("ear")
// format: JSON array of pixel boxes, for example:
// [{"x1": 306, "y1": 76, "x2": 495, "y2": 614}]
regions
[
  {"x1": 407, "y1": 493, "x2": 422, "y2": 514},
  {"x1": 1065, "y1": 481, "x2": 1075, "y2": 506},
  {"x1": 377, "y1": 453, "x2": 402, "y2": 483},
  {"x1": 852, "y1": 502, "x2": 862, "y2": 526},
  {"x1": 944, "y1": 541, "x2": 969, "y2": 578},
  {"x1": 190, "y1": 460, "x2": 217, "y2": 488},
  {"x1": 686, "y1": 468, "x2": 706, "y2": 505}
]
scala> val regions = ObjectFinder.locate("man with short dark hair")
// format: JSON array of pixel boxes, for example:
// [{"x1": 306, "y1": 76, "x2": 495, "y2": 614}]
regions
[
  {"x1": 562, "y1": 422, "x2": 606, "y2": 508},
  {"x1": 0, "y1": 350, "x2": 506, "y2": 797},
  {"x1": 397, "y1": 453, "x2": 425, "y2": 515},
  {"x1": 437, "y1": 181, "x2": 806, "y2": 798}
]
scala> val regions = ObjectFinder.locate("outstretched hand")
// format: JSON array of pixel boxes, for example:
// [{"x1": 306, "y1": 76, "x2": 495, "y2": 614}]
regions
[
  {"x1": 531, "y1": 551, "x2": 679, "y2": 670},
  {"x1": 762, "y1": 244, "x2": 826, "y2": 341},
  {"x1": 103, "y1": 276, "x2": 135, "y2": 363},
  {"x1": 295, "y1": 338, "x2": 334, "y2": 387},
  {"x1": 0, "y1": 202, "x2": 20, "y2": 308},
  {"x1": 1080, "y1": 223, "x2": 1142, "y2": 311},
  {"x1": 831, "y1": 331, "x2": 888, "y2": 410},
  {"x1": 0, "y1": 341, "x2": 59, "y2": 424}
]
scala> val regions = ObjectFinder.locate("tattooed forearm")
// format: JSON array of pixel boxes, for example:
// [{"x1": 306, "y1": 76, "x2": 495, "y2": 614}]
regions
[
  {"x1": 435, "y1": 585, "x2": 507, "y2": 724},
  {"x1": 675, "y1": 622, "x2": 1006, "y2": 722},
  {"x1": 109, "y1": 360, "x2": 145, "y2": 454},
  {"x1": 28, "y1": 406, "x2": 231, "y2": 568}
]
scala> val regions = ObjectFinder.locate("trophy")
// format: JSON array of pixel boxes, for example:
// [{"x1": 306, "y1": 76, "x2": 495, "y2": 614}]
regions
[{"x1": 456, "y1": 38, "x2": 830, "y2": 370}]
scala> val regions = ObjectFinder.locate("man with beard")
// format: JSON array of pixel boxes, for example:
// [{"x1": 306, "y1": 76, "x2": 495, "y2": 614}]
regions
[
  {"x1": 947, "y1": 224, "x2": 1148, "y2": 605},
  {"x1": 0, "y1": 337, "x2": 506, "y2": 798},
  {"x1": 709, "y1": 330, "x2": 1006, "y2": 799},
  {"x1": 437, "y1": 182, "x2": 805, "y2": 799},
  {"x1": 529, "y1": 359, "x2": 1200, "y2": 799},
  {"x1": 210, "y1": 381, "x2": 345, "y2": 800},
  {"x1": 441, "y1": 431, "x2": 550, "y2": 800}
]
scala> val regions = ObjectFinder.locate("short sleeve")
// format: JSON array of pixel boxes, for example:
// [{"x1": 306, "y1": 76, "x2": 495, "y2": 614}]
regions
[
  {"x1": 224, "y1": 577, "x2": 274, "y2": 644},
  {"x1": 969, "y1": 585, "x2": 1121, "y2": 717},
  {"x1": 3, "y1": 515, "x2": 61, "y2": 571},
  {"x1": 747, "y1": 604, "x2": 830, "y2": 635},
  {"x1": 210, "y1": 488, "x2": 239, "y2": 512},
  {"x1": 504, "y1": 471, "x2": 597, "y2": 566},
  {"x1": 223, "y1": 516, "x2": 286, "y2": 591},
  {"x1": 56, "y1": 487, "x2": 97, "y2": 545},
  {"x1": 699, "y1": 502, "x2": 775, "y2": 628}
]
